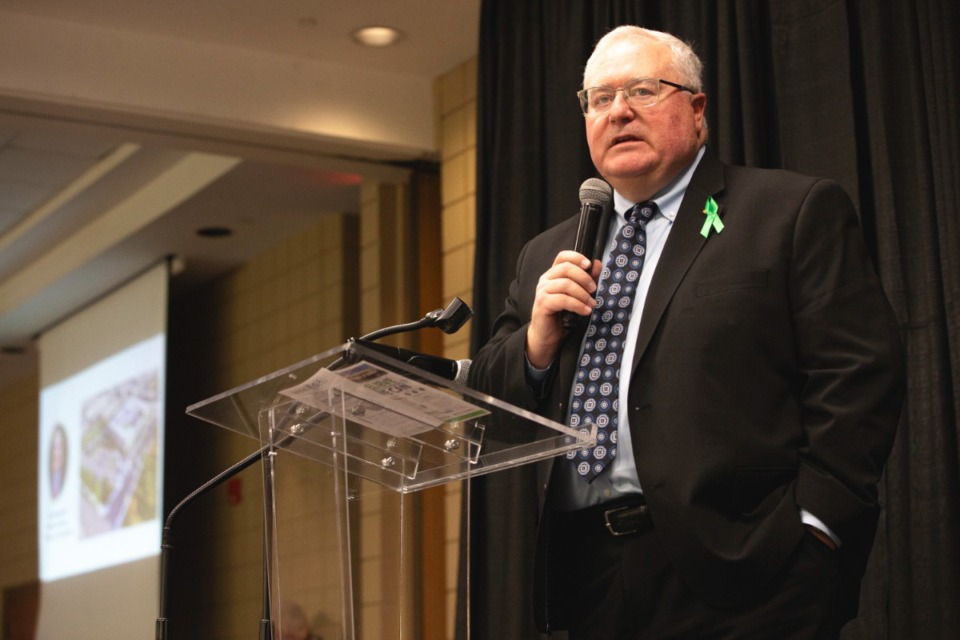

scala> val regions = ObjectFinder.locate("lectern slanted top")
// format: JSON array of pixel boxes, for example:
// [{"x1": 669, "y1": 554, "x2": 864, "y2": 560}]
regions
[{"x1": 186, "y1": 341, "x2": 594, "y2": 493}]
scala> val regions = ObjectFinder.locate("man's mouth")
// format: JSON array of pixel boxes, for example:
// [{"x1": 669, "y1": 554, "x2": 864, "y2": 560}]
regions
[{"x1": 611, "y1": 134, "x2": 641, "y2": 146}]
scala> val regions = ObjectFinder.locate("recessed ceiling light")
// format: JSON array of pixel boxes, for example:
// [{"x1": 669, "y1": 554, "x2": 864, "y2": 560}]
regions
[
  {"x1": 351, "y1": 26, "x2": 403, "y2": 48},
  {"x1": 196, "y1": 226, "x2": 233, "y2": 238}
]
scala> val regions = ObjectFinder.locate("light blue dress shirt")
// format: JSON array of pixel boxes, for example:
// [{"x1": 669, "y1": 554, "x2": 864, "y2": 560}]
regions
[{"x1": 550, "y1": 145, "x2": 704, "y2": 510}]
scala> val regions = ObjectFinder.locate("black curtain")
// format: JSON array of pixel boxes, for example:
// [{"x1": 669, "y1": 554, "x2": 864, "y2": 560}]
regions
[{"x1": 466, "y1": 1, "x2": 960, "y2": 638}]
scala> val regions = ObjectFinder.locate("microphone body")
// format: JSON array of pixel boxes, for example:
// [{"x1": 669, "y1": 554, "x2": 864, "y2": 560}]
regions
[
  {"x1": 573, "y1": 202, "x2": 605, "y2": 258},
  {"x1": 562, "y1": 179, "x2": 613, "y2": 330},
  {"x1": 399, "y1": 350, "x2": 472, "y2": 386},
  {"x1": 353, "y1": 339, "x2": 472, "y2": 386}
]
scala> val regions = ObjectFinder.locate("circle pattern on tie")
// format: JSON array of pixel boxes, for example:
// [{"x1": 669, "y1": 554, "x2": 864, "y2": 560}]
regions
[{"x1": 567, "y1": 202, "x2": 656, "y2": 481}]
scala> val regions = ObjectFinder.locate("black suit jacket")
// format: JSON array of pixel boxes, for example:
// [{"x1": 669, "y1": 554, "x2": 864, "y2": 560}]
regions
[{"x1": 469, "y1": 151, "x2": 905, "y2": 625}]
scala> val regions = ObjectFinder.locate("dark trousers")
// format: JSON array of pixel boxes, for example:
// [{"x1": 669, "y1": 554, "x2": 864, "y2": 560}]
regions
[{"x1": 549, "y1": 504, "x2": 845, "y2": 640}]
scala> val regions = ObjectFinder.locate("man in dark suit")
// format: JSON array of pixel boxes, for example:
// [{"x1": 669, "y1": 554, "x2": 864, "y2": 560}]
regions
[{"x1": 469, "y1": 25, "x2": 904, "y2": 639}]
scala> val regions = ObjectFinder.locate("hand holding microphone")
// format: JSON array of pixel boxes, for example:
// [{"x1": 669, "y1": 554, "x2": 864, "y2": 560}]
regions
[{"x1": 560, "y1": 178, "x2": 613, "y2": 330}]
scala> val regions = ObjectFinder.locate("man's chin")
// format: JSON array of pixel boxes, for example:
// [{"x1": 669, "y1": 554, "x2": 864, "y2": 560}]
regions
[
  {"x1": 601, "y1": 163, "x2": 655, "y2": 187},
  {"x1": 600, "y1": 147, "x2": 656, "y2": 173}
]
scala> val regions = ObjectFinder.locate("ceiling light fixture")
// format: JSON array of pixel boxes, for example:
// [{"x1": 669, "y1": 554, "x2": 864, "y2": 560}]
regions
[
  {"x1": 196, "y1": 226, "x2": 233, "y2": 238},
  {"x1": 351, "y1": 26, "x2": 403, "y2": 48}
]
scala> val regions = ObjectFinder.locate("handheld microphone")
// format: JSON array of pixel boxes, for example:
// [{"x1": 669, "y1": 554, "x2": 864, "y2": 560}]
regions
[{"x1": 561, "y1": 178, "x2": 613, "y2": 330}]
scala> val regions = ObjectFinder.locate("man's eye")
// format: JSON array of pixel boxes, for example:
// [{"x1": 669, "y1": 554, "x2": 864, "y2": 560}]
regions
[
  {"x1": 627, "y1": 86, "x2": 654, "y2": 98},
  {"x1": 592, "y1": 93, "x2": 614, "y2": 107}
]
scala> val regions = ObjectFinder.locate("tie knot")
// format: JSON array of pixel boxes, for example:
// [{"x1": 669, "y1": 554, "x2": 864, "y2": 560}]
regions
[{"x1": 628, "y1": 201, "x2": 657, "y2": 225}]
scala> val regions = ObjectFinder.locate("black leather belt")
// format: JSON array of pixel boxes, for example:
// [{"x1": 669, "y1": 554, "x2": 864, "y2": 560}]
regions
[
  {"x1": 557, "y1": 498, "x2": 653, "y2": 537},
  {"x1": 602, "y1": 503, "x2": 653, "y2": 536}
]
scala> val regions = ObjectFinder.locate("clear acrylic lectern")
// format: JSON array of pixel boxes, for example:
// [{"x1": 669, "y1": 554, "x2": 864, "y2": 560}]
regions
[{"x1": 186, "y1": 341, "x2": 594, "y2": 640}]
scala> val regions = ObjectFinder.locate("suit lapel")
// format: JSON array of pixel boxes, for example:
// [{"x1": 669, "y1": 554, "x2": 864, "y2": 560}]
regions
[{"x1": 630, "y1": 152, "x2": 727, "y2": 372}]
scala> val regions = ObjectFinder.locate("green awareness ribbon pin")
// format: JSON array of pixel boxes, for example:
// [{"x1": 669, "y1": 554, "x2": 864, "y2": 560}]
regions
[{"x1": 700, "y1": 196, "x2": 724, "y2": 238}]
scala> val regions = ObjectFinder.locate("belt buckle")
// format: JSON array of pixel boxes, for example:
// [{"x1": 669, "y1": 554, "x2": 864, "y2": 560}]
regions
[{"x1": 603, "y1": 504, "x2": 641, "y2": 536}]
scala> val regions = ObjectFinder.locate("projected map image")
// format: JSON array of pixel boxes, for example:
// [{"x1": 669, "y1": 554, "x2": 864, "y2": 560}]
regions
[{"x1": 79, "y1": 370, "x2": 160, "y2": 537}]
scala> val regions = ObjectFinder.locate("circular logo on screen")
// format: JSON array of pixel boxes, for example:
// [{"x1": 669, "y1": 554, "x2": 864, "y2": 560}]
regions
[{"x1": 49, "y1": 424, "x2": 68, "y2": 500}]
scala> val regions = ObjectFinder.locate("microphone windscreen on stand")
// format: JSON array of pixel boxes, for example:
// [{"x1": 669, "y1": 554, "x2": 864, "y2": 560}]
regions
[{"x1": 561, "y1": 178, "x2": 613, "y2": 330}]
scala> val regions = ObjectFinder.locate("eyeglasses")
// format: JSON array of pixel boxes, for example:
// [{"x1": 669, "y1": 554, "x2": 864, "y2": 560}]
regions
[{"x1": 577, "y1": 78, "x2": 695, "y2": 114}]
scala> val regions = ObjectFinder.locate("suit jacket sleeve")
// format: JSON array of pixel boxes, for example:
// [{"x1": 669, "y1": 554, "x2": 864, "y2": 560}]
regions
[
  {"x1": 469, "y1": 242, "x2": 537, "y2": 406},
  {"x1": 469, "y1": 216, "x2": 581, "y2": 416}
]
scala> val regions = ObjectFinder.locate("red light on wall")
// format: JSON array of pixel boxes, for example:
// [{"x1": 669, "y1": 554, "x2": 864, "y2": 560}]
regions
[{"x1": 227, "y1": 477, "x2": 243, "y2": 505}]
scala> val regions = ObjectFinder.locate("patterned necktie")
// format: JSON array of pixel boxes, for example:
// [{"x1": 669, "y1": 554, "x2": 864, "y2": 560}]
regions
[{"x1": 567, "y1": 201, "x2": 657, "y2": 481}]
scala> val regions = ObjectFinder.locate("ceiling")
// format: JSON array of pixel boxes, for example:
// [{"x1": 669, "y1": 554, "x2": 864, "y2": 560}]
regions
[
  {"x1": 0, "y1": 0, "x2": 480, "y2": 386},
  {"x1": 0, "y1": 0, "x2": 478, "y2": 76}
]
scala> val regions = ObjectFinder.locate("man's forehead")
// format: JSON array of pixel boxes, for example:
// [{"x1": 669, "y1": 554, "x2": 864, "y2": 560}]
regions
[{"x1": 585, "y1": 39, "x2": 669, "y2": 87}]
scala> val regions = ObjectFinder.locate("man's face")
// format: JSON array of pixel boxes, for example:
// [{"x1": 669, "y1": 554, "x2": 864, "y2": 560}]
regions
[{"x1": 583, "y1": 38, "x2": 706, "y2": 201}]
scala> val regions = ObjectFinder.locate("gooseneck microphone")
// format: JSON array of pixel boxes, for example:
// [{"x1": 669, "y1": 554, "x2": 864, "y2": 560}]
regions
[
  {"x1": 349, "y1": 297, "x2": 473, "y2": 385},
  {"x1": 561, "y1": 178, "x2": 613, "y2": 330}
]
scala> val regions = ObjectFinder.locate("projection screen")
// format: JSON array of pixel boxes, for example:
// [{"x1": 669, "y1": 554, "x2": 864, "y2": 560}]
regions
[{"x1": 36, "y1": 261, "x2": 168, "y2": 639}]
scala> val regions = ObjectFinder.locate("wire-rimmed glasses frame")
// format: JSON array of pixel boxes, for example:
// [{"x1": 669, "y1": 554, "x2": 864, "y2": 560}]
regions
[{"x1": 577, "y1": 78, "x2": 695, "y2": 114}]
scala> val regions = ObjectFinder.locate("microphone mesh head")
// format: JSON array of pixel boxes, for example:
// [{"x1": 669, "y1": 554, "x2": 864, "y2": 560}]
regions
[
  {"x1": 455, "y1": 359, "x2": 472, "y2": 386},
  {"x1": 579, "y1": 178, "x2": 613, "y2": 206}
]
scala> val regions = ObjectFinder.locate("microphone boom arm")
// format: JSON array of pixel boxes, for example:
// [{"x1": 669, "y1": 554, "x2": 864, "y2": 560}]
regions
[{"x1": 360, "y1": 297, "x2": 472, "y2": 342}]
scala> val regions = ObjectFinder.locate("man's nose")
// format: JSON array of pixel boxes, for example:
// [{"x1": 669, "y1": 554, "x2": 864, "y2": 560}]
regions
[{"x1": 607, "y1": 91, "x2": 635, "y2": 119}]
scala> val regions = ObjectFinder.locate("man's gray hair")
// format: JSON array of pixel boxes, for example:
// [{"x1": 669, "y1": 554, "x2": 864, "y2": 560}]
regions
[{"x1": 583, "y1": 26, "x2": 705, "y2": 92}]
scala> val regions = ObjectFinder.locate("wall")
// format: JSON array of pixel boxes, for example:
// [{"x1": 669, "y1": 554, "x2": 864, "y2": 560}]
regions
[
  {"x1": 438, "y1": 59, "x2": 477, "y2": 363},
  {"x1": 166, "y1": 175, "x2": 437, "y2": 640},
  {"x1": 436, "y1": 57, "x2": 477, "y2": 639},
  {"x1": 166, "y1": 211, "x2": 361, "y2": 639},
  {"x1": 0, "y1": 374, "x2": 39, "y2": 636}
]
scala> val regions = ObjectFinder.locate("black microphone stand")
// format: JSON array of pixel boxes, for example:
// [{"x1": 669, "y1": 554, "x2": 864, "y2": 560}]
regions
[
  {"x1": 156, "y1": 298, "x2": 473, "y2": 639},
  {"x1": 155, "y1": 444, "x2": 273, "y2": 640}
]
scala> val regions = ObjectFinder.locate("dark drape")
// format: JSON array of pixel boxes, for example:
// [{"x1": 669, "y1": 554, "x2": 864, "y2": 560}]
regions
[{"x1": 466, "y1": 1, "x2": 960, "y2": 638}]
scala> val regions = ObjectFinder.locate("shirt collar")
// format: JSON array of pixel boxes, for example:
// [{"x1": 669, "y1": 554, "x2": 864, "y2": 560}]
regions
[{"x1": 612, "y1": 144, "x2": 707, "y2": 224}]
